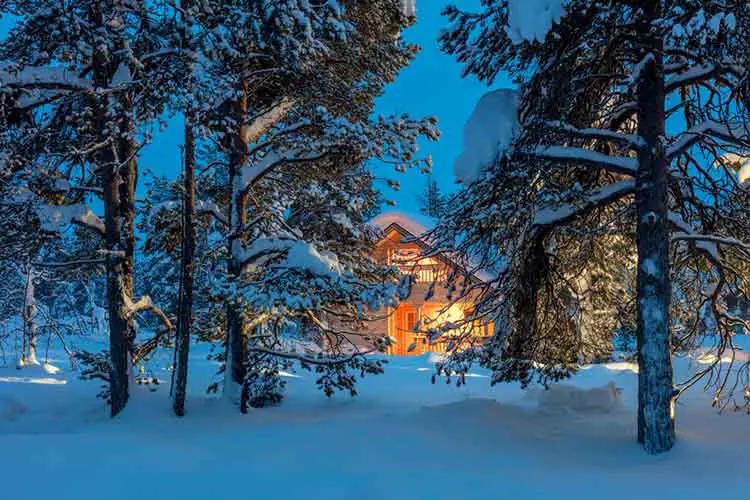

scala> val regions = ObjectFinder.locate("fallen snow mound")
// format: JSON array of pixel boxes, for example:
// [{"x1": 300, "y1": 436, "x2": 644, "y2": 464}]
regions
[{"x1": 527, "y1": 381, "x2": 622, "y2": 414}]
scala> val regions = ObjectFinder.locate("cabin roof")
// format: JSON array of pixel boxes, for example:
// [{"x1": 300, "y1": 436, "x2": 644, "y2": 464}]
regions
[
  {"x1": 370, "y1": 211, "x2": 433, "y2": 240},
  {"x1": 371, "y1": 211, "x2": 490, "y2": 284}
]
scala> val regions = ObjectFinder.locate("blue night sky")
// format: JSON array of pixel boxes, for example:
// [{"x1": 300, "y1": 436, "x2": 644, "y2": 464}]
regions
[
  {"x1": 369, "y1": 1, "x2": 510, "y2": 215},
  {"x1": 2, "y1": 2, "x2": 512, "y2": 218}
]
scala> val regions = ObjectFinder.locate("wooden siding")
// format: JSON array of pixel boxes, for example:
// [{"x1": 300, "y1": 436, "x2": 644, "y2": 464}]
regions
[
  {"x1": 324, "y1": 222, "x2": 492, "y2": 356},
  {"x1": 374, "y1": 224, "x2": 492, "y2": 356}
]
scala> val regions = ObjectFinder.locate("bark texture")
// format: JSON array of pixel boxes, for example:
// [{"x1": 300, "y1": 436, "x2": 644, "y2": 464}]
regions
[
  {"x1": 635, "y1": 0, "x2": 676, "y2": 455},
  {"x1": 504, "y1": 228, "x2": 551, "y2": 385},
  {"x1": 224, "y1": 97, "x2": 250, "y2": 412},
  {"x1": 172, "y1": 123, "x2": 196, "y2": 417}
]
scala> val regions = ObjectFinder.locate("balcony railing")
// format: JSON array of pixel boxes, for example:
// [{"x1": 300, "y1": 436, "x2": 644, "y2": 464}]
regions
[{"x1": 396, "y1": 265, "x2": 447, "y2": 284}]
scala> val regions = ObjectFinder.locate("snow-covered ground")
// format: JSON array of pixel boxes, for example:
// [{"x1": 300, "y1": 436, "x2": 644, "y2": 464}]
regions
[{"x1": 1, "y1": 339, "x2": 749, "y2": 500}]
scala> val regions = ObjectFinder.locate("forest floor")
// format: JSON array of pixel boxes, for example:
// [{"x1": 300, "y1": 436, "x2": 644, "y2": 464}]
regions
[{"x1": 1, "y1": 337, "x2": 749, "y2": 500}]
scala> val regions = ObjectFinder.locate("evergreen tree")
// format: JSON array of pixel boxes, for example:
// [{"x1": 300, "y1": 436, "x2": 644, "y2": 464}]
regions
[
  {"x1": 129, "y1": 1, "x2": 437, "y2": 412},
  {"x1": 436, "y1": 0, "x2": 750, "y2": 454},
  {"x1": 418, "y1": 174, "x2": 445, "y2": 218},
  {"x1": 178, "y1": 0, "x2": 437, "y2": 411},
  {"x1": 0, "y1": 0, "x2": 185, "y2": 414}
]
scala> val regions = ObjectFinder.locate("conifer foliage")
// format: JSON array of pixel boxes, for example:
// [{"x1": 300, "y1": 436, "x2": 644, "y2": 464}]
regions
[
  {"x1": 436, "y1": 0, "x2": 750, "y2": 454},
  {"x1": 418, "y1": 174, "x2": 445, "y2": 219},
  {"x1": 0, "y1": 1, "x2": 436, "y2": 415}
]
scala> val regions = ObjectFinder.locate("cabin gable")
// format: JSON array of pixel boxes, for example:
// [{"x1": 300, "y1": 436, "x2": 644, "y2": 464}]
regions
[{"x1": 369, "y1": 217, "x2": 492, "y2": 356}]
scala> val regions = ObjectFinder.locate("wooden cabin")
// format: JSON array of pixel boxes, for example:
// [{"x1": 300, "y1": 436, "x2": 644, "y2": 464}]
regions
[{"x1": 365, "y1": 212, "x2": 492, "y2": 356}]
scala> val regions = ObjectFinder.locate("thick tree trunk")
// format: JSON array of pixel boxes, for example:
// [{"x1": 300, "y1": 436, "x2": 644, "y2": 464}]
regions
[
  {"x1": 504, "y1": 228, "x2": 550, "y2": 386},
  {"x1": 119, "y1": 95, "x2": 138, "y2": 356},
  {"x1": 89, "y1": 26, "x2": 132, "y2": 416},
  {"x1": 103, "y1": 151, "x2": 131, "y2": 417},
  {"x1": 224, "y1": 98, "x2": 250, "y2": 412},
  {"x1": 635, "y1": 0, "x2": 675, "y2": 455},
  {"x1": 90, "y1": 20, "x2": 137, "y2": 415},
  {"x1": 172, "y1": 122, "x2": 196, "y2": 417},
  {"x1": 103, "y1": 93, "x2": 139, "y2": 417}
]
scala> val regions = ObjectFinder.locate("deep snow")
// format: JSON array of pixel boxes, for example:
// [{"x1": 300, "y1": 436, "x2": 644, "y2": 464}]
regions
[{"x1": 1, "y1": 338, "x2": 749, "y2": 500}]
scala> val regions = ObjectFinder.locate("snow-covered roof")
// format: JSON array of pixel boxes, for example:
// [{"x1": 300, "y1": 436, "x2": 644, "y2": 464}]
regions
[{"x1": 370, "y1": 211, "x2": 433, "y2": 240}]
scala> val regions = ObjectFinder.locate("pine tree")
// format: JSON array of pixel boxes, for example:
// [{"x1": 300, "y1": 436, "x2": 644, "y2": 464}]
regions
[
  {"x1": 181, "y1": 0, "x2": 436, "y2": 411},
  {"x1": 437, "y1": 0, "x2": 750, "y2": 454},
  {"x1": 418, "y1": 174, "x2": 445, "y2": 218},
  {"x1": 0, "y1": 0, "x2": 184, "y2": 415},
  {"x1": 171, "y1": 0, "x2": 198, "y2": 418}
]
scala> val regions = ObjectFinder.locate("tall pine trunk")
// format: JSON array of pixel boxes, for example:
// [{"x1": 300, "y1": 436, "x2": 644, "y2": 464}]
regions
[
  {"x1": 89, "y1": 24, "x2": 131, "y2": 415},
  {"x1": 635, "y1": 0, "x2": 675, "y2": 454},
  {"x1": 172, "y1": 0, "x2": 195, "y2": 417},
  {"x1": 104, "y1": 92, "x2": 139, "y2": 417},
  {"x1": 172, "y1": 122, "x2": 196, "y2": 416},
  {"x1": 119, "y1": 95, "x2": 138, "y2": 356},
  {"x1": 91, "y1": 21, "x2": 138, "y2": 415},
  {"x1": 102, "y1": 149, "x2": 131, "y2": 417},
  {"x1": 224, "y1": 97, "x2": 250, "y2": 412}
]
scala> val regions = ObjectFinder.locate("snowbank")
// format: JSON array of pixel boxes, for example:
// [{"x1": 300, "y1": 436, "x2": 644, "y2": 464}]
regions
[{"x1": 1, "y1": 340, "x2": 750, "y2": 499}]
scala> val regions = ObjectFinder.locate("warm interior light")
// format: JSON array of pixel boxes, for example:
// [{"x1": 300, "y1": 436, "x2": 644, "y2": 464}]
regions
[{"x1": 422, "y1": 303, "x2": 468, "y2": 335}]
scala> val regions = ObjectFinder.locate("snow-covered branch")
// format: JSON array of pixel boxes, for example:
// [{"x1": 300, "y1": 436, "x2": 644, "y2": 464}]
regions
[
  {"x1": 667, "y1": 121, "x2": 750, "y2": 161},
  {"x1": 241, "y1": 98, "x2": 297, "y2": 145},
  {"x1": 37, "y1": 204, "x2": 105, "y2": 236},
  {"x1": 237, "y1": 238, "x2": 344, "y2": 277},
  {"x1": 0, "y1": 65, "x2": 92, "y2": 92},
  {"x1": 533, "y1": 180, "x2": 635, "y2": 227},
  {"x1": 671, "y1": 233, "x2": 750, "y2": 252},
  {"x1": 197, "y1": 201, "x2": 229, "y2": 227},
  {"x1": 540, "y1": 121, "x2": 645, "y2": 150},
  {"x1": 522, "y1": 146, "x2": 637, "y2": 176},
  {"x1": 123, "y1": 295, "x2": 173, "y2": 331},
  {"x1": 668, "y1": 212, "x2": 720, "y2": 263},
  {"x1": 151, "y1": 199, "x2": 228, "y2": 226},
  {"x1": 665, "y1": 62, "x2": 741, "y2": 94},
  {"x1": 238, "y1": 149, "x2": 326, "y2": 195}
]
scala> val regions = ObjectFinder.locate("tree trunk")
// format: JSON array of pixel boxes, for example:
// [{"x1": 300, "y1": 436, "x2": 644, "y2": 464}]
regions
[
  {"x1": 504, "y1": 228, "x2": 550, "y2": 386},
  {"x1": 224, "y1": 98, "x2": 250, "y2": 412},
  {"x1": 103, "y1": 150, "x2": 131, "y2": 417},
  {"x1": 104, "y1": 92, "x2": 139, "y2": 417},
  {"x1": 90, "y1": 18, "x2": 137, "y2": 415},
  {"x1": 88, "y1": 23, "x2": 132, "y2": 416},
  {"x1": 119, "y1": 94, "x2": 138, "y2": 356},
  {"x1": 22, "y1": 262, "x2": 38, "y2": 366},
  {"x1": 171, "y1": 0, "x2": 195, "y2": 417},
  {"x1": 172, "y1": 122, "x2": 196, "y2": 417},
  {"x1": 635, "y1": 0, "x2": 675, "y2": 455}
]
